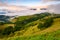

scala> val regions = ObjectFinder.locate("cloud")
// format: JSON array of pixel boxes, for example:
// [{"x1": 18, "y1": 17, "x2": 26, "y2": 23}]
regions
[
  {"x1": 0, "y1": 2, "x2": 8, "y2": 6},
  {"x1": 42, "y1": 0, "x2": 60, "y2": 2},
  {"x1": 48, "y1": 3, "x2": 60, "y2": 14},
  {"x1": 42, "y1": 0, "x2": 60, "y2": 1}
]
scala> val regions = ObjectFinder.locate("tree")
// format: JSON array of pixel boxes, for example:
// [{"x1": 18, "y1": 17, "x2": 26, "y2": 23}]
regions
[
  {"x1": 44, "y1": 18, "x2": 53, "y2": 28},
  {"x1": 2, "y1": 26, "x2": 14, "y2": 35},
  {"x1": 38, "y1": 23, "x2": 44, "y2": 30},
  {"x1": 37, "y1": 18, "x2": 53, "y2": 30},
  {"x1": 0, "y1": 22, "x2": 4, "y2": 25}
]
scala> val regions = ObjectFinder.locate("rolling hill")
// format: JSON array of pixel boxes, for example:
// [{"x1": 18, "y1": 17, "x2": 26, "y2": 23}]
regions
[{"x1": 0, "y1": 12, "x2": 60, "y2": 40}]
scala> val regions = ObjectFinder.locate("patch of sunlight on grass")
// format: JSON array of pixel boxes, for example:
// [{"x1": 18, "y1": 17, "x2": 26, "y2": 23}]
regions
[
  {"x1": 23, "y1": 25, "x2": 40, "y2": 36},
  {"x1": 7, "y1": 29, "x2": 60, "y2": 40}
]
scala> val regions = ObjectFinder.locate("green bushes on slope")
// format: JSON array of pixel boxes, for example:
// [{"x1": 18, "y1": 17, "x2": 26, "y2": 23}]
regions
[
  {"x1": 14, "y1": 13, "x2": 51, "y2": 31},
  {"x1": 0, "y1": 22, "x2": 5, "y2": 25},
  {"x1": 0, "y1": 12, "x2": 52, "y2": 36},
  {"x1": 1, "y1": 26, "x2": 14, "y2": 35},
  {"x1": 38, "y1": 18, "x2": 53, "y2": 30}
]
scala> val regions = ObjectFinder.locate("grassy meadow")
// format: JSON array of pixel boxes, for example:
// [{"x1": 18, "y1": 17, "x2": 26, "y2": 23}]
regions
[{"x1": 0, "y1": 12, "x2": 60, "y2": 40}]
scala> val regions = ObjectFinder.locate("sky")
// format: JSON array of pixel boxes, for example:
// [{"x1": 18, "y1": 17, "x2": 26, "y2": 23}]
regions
[
  {"x1": 0, "y1": 0, "x2": 60, "y2": 6},
  {"x1": 0, "y1": 0, "x2": 60, "y2": 15},
  {"x1": 0, "y1": 0, "x2": 42, "y2": 6}
]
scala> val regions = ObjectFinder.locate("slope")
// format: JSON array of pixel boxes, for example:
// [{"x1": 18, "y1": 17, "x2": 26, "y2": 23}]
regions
[{"x1": 6, "y1": 18, "x2": 60, "y2": 40}]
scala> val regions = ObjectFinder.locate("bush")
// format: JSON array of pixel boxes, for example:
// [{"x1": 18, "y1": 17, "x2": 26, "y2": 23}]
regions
[
  {"x1": 0, "y1": 22, "x2": 4, "y2": 25},
  {"x1": 44, "y1": 18, "x2": 53, "y2": 28},
  {"x1": 38, "y1": 23, "x2": 44, "y2": 30},
  {"x1": 38, "y1": 18, "x2": 53, "y2": 30},
  {"x1": 14, "y1": 21, "x2": 25, "y2": 31},
  {"x1": 14, "y1": 26, "x2": 24, "y2": 31},
  {"x1": 2, "y1": 26, "x2": 14, "y2": 35}
]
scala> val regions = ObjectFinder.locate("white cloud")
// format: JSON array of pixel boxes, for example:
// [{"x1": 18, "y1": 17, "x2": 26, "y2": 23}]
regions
[
  {"x1": 48, "y1": 4, "x2": 60, "y2": 14},
  {"x1": 42, "y1": 0, "x2": 60, "y2": 2}
]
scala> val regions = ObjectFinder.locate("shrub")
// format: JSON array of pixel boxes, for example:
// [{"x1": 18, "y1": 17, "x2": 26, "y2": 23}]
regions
[
  {"x1": 38, "y1": 23, "x2": 44, "y2": 30},
  {"x1": 44, "y1": 18, "x2": 53, "y2": 28},
  {"x1": 14, "y1": 26, "x2": 24, "y2": 31},
  {"x1": 0, "y1": 22, "x2": 4, "y2": 25},
  {"x1": 38, "y1": 18, "x2": 53, "y2": 30},
  {"x1": 2, "y1": 26, "x2": 14, "y2": 35},
  {"x1": 14, "y1": 21, "x2": 25, "y2": 31}
]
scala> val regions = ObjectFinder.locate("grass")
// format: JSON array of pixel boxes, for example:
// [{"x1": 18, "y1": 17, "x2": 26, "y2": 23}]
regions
[
  {"x1": 0, "y1": 24, "x2": 14, "y2": 30},
  {"x1": 0, "y1": 13, "x2": 60, "y2": 40},
  {"x1": 22, "y1": 18, "x2": 60, "y2": 36},
  {"x1": 7, "y1": 29, "x2": 60, "y2": 40},
  {"x1": 1, "y1": 18, "x2": 59, "y2": 40}
]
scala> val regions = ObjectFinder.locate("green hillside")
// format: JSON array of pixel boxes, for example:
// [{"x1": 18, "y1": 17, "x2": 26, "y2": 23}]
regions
[
  {"x1": 7, "y1": 29, "x2": 60, "y2": 40},
  {"x1": 0, "y1": 12, "x2": 60, "y2": 40}
]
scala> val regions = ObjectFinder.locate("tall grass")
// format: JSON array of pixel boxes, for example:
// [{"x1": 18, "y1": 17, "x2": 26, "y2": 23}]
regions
[{"x1": 7, "y1": 29, "x2": 60, "y2": 40}]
